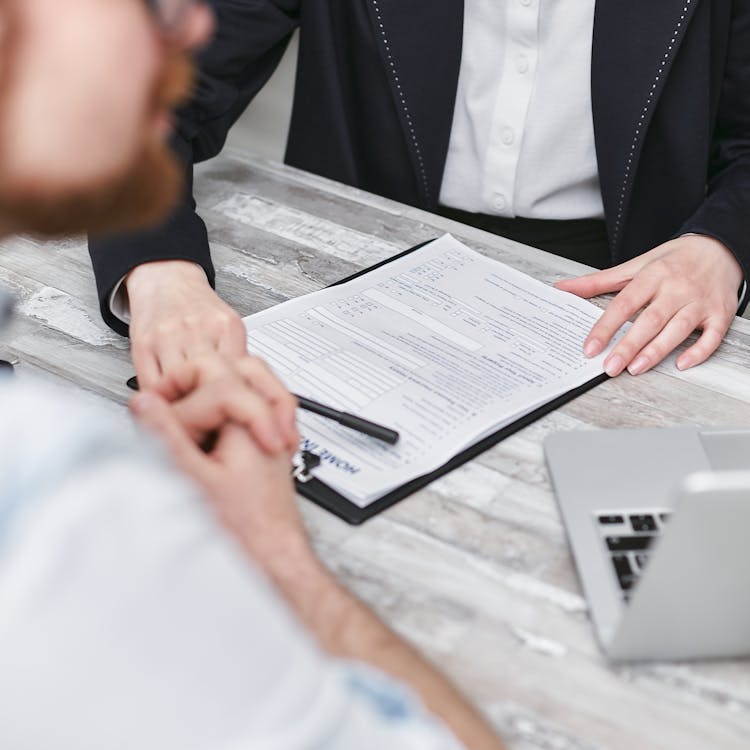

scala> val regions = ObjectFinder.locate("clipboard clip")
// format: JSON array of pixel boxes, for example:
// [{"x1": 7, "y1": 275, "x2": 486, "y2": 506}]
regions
[{"x1": 293, "y1": 450, "x2": 321, "y2": 484}]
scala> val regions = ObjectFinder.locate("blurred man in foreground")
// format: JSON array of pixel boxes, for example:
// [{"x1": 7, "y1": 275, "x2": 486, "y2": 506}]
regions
[{"x1": 0, "y1": 1, "x2": 505, "y2": 748}]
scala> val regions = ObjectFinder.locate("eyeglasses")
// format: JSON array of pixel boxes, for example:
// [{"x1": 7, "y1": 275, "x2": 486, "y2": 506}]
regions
[{"x1": 143, "y1": 0, "x2": 196, "y2": 36}]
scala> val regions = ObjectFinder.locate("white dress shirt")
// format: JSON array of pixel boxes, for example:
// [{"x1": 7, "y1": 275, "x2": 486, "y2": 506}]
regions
[{"x1": 439, "y1": 0, "x2": 603, "y2": 220}]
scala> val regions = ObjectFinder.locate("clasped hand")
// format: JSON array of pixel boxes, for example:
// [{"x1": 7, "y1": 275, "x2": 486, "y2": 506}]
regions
[
  {"x1": 125, "y1": 258, "x2": 299, "y2": 453},
  {"x1": 130, "y1": 355, "x2": 307, "y2": 564},
  {"x1": 555, "y1": 234, "x2": 743, "y2": 376},
  {"x1": 125, "y1": 259, "x2": 304, "y2": 556}
]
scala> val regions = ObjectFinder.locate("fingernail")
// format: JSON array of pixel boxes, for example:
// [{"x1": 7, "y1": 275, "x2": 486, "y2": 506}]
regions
[
  {"x1": 676, "y1": 357, "x2": 692, "y2": 371},
  {"x1": 628, "y1": 356, "x2": 649, "y2": 376},
  {"x1": 130, "y1": 392, "x2": 156, "y2": 415},
  {"x1": 584, "y1": 339, "x2": 602, "y2": 358},
  {"x1": 604, "y1": 354, "x2": 624, "y2": 377}
]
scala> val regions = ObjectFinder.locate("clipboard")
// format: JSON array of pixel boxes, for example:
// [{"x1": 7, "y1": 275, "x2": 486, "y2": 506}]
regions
[{"x1": 295, "y1": 238, "x2": 609, "y2": 525}]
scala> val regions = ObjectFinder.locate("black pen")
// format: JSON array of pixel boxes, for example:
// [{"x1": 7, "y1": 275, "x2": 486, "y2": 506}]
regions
[
  {"x1": 126, "y1": 376, "x2": 400, "y2": 445},
  {"x1": 294, "y1": 394, "x2": 400, "y2": 445}
]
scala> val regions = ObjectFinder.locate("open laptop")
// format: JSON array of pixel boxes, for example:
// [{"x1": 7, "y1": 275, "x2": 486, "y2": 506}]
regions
[{"x1": 544, "y1": 426, "x2": 750, "y2": 662}]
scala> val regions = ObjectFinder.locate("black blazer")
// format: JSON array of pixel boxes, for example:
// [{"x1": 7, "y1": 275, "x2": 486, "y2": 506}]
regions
[{"x1": 90, "y1": 0, "x2": 750, "y2": 335}]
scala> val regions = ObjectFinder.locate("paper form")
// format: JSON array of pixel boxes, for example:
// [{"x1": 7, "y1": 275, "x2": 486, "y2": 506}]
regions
[{"x1": 243, "y1": 234, "x2": 624, "y2": 506}]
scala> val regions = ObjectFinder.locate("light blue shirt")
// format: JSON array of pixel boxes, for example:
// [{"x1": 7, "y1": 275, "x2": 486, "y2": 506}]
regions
[{"x1": 0, "y1": 378, "x2": 464, "y2": 750}]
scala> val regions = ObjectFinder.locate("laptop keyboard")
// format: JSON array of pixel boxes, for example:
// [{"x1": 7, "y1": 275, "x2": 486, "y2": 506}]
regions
[{"x1": 596, "y1": 510, "x2": 672, "y2": 600}]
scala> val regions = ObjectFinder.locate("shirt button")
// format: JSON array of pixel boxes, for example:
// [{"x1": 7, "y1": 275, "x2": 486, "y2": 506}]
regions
[
  {"x1": 516, "y1": 55, "x2": 529, "y2": 74},
  {"x1": 501, "y1": 127, "x2": 515, "y2": 146},
  {"x1": 492, "y1": 193, "x2": 507, "y2": 212}
]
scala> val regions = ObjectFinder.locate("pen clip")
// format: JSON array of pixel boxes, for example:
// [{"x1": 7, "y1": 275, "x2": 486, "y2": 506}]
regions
[{"x1": 292, "y1": 450, "x2": 321, "y2": 484}]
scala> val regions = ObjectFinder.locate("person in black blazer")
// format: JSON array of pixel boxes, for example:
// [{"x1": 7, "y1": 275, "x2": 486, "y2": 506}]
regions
[{"x1": 90, "y1": 0, "x2": 750, "y2": 393}]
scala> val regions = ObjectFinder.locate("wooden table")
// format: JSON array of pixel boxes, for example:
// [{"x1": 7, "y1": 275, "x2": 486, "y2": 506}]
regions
[{"x1": 2, "y1": 151, "x2": 750, "y2": 750}]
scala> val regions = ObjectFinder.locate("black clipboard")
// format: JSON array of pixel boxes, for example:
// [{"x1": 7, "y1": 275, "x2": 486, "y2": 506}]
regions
[{"x1": 295, "y1": 238, "x2": 609, "y2": 525}]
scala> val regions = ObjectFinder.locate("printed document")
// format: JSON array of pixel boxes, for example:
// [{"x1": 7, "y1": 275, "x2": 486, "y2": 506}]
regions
[{"x1": 243, "y1": 235, "x2": 623, "y2": 507}]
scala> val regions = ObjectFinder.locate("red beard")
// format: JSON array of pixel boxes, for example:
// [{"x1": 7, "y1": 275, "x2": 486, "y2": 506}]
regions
[{"x1": 0, "y1": 50, "x2": 195, "y2": 237}]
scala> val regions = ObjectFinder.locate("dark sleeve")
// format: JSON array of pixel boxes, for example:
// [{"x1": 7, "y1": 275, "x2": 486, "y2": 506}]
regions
[
  {"x1": 89, "y1": 0, "x2": 300, "y2": 337},
  {"x1": 679, "y1": 2, "x2": 750, "y2": 301}
]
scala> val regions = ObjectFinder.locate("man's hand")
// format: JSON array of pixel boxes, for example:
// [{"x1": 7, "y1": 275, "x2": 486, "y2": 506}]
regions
[
  {"x1": 131, "y1": 383, "x2": 506, "y2": 750},
  {"x1": 555, "y1": 235, "x2": 743, "y2": 376},
  {"x1": 159, "y1": 353, "x2": 300, "y2": 452},
  {"x1": 125, "y1": 260, "x2": 298, "y2": 452},
  {"x1": 130, "y1": 378, "x2": 307, "y2": 566}
]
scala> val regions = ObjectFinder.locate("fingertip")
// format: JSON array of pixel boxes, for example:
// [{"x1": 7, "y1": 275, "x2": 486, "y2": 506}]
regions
[
  {"x1": 266, "y1": 433, "x2": 286, "y2": 454},
  {"x1": 678, "y1": 326, "x2": 724, "y2": 371},
  {"x1": 555, "y1": 278, "x2": 585, "y2": 293},
  {"x1": 583, "y1": 337, "x2": 603, "y2": 358},
  {"x1": 130, "y1": 391, "x2": 160, "y2": 416},
  {"x1": 288, "y1": 426, "x2": 301, "y2": 453},
  {"x1": 285, "y1": 418, "x2": 300, "y2": 448},
  {"x1": 557, "y1": 278, "x2": 598, "y2": 299},
  {"x1": 677, "y1": 350, "x2": 704, "y2": 371},
  {"x1": 220, "y1": 329, "x2": 248, "y2": 359},
  {"x1": 148, "y1": 376, "x2": 179, "y2": 403},
  {"x1": 132, "y1": 369, "x2": 156, "y2": 396},
  {"x1": 254, "y1": 420, "x2": 285, "y2": 454},
  {"x1": 236, "y1": 398, "x2": 287, "y2": 454},
  {"x1": 287, "y1": 395, "x2": 300, "y2": 446},
  {"x1": 604, "y1": 352, "x2": 626, "y2": 377},
  {"x1": 627, "y1": 355, "x2": 650, "y2": 376},
  {"x1": 287, "y1": 440, "x2": 299, "y2": 455}
]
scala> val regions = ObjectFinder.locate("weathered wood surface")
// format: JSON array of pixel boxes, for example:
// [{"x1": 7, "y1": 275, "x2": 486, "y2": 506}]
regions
[{"x1": 1, "y1": 151, "x2": 749, "y2": 750}]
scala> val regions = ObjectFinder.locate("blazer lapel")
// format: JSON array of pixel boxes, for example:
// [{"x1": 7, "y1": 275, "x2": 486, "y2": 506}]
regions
[
  {"x1": 365, "y1": 0, "x2": 463, "y2": 208},
  {"x1": 365, "y1": 1, "x2": 703, "y2": 230},
  {"x1": 592, "y1": 0, "x2": 702, "y2": 251}
]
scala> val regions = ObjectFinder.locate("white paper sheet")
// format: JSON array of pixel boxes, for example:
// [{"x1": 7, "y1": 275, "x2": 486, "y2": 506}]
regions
[{"x1": 243, "y1": 235, "x2": 623, "y2": 506}]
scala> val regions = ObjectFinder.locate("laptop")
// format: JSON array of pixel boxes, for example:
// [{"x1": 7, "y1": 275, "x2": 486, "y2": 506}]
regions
[{"x1": 544, "y1": 426, "x2": 750, "y2": 662}]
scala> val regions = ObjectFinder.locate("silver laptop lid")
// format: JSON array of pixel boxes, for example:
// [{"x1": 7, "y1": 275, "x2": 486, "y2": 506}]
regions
[
  {"x1": 609, "y1": 471, "x2": 750, "y2": 661},
  {"x1": 544, "y1": 427, "x2": 710, "y2": 646},
  {"x1": 699, "y1": 429, "x2": 750, "y2": 471}
]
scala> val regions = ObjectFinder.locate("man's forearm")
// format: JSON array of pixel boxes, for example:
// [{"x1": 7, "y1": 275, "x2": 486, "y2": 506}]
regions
[{"x1": 259, "y1": 531, "x2": 507, "y2": 750}]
